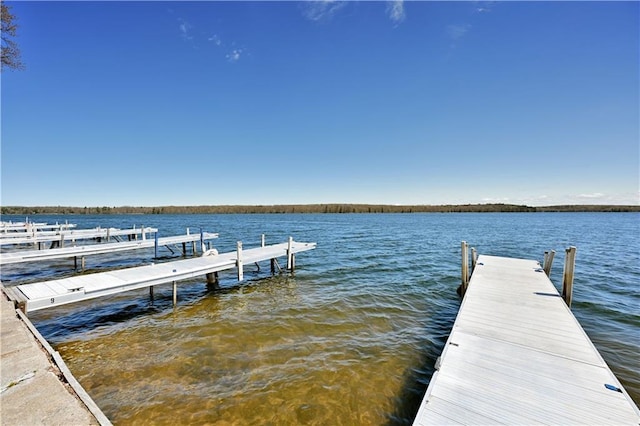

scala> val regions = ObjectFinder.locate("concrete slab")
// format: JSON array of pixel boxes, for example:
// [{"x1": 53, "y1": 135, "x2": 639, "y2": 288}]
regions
[
  {"x1": 0, "y1": 288, "x2": 109, "y2": 425},
  {"x1": 1, "y1": 371, "x2": 97, "y2": 426}
]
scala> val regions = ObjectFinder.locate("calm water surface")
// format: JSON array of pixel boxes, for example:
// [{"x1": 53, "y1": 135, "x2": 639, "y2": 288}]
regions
[{"x1": 2, "y1": 213, "x2": 638, "y2": 424}]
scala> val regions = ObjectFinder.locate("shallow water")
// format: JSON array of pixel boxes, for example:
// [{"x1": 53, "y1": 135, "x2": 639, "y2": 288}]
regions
[{"x1": 2, "y1": 213, "x2": 638, "y2": 424}]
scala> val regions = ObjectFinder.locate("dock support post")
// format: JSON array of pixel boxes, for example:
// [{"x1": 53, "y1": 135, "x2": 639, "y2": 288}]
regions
[
  {"x1": 461, "y1": 241, "x2": 469, "y2": 297},
  {"x1": 192, "y1": 241, "x2": 196, "y2": 255},
  {"x1": 471, "y1": 247, "x2": 477, "y2": 272},
  {"x1": 74, "y1": 256, "x2": 78, "y2": 270},
  {"x1": 459, "y1": 241, "x2": 470, "y2": 297},
  {"x1": 237, "y1": 241, "x2": 244, "y2": 281},
  {"x1": 261, "y1": 234, "x2": 266, "y2": 247},
  {"x1": 200, "y1": 229, "x2": 205, "y2": 254},
  {"x1": 206, "y1": 272, "x2": 219, "y2": 289},
  {"x1": 287, "y1": 237, "x2": 293, "y2": 271},
  {"x1": 544, "y1": 251, "x2": 549, "y2": 273},
  {"x1": 154, "y1": 233, "x2": 159, "y2": 258},
  {"x1": 182, "y1": 242, "x2": 187, "y2": 257},
  {"x1": 106, "y1": 228, "x2": 111, "y2": 242},
  {"x1": 562, "y1": 246, "x2": 577, "y2": 308},
  {"x1": 150, "y1": 285, "x2": 154, "y2": 302},
  {"x1": 142, "y1": 226, "x2": 146, "y2": 241},
  {"x1": 81, "y1": 256, "x2": 85, "y2": 271},
  {"x1": 272, "y1": 258, "x2": 282, "y2": 274},
  {"x1": 543, "y1": 250, "x2": 556, "y2": 277},
  {"x1": 172, "y1": 281, "x2": 177, "y2": 306}
]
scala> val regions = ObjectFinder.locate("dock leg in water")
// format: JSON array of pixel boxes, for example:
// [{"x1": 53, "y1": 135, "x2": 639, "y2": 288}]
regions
[
  {"x1": 206, "y1": 272, "x2": 219, "y2": 289},
  {"x1": 544, "y1": 250, "x2": 556, "y2": 277},
  {"x1": 74, "y1": 256, "x2": 86, "y2": 271},
  {"x1": 271, "y1": 258, "x2": 282, "y2": 274},
  {"x1": 172, "y1": 281, "x2": 177, "y2": 306},
  {"x1": 237, "y1": 242, "x2": 244, "y2": 281},
  {"x1": 458, "y1": 241, "x2": 470, "y2": 297},
  {"x1": 562, "y1": 246, "x2": 577, "y2": 307},
  {"x1": 287, "y1": 237, "x2": 293, "y2": 270},
  {"x1": 73, "y1": 256, "x2": 86, "y2": 272},
  {"x1": 471, "y1": 247, "x2": 477, "y2": 272}
]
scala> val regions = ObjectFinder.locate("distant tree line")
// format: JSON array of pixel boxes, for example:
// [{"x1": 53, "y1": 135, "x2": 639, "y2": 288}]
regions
[{"x1": 1, "y1": 203, "x2": 638, "y2": 216}]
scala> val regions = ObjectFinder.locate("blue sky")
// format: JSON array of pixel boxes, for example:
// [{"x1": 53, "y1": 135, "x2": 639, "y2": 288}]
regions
[{"x1": 1, "y1": 1, "x2": 638, "y2": 207}]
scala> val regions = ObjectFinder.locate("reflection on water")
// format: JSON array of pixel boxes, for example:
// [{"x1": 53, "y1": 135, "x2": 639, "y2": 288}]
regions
[{"x1": 3, "y1": 213, "x2": 638, "y2": 424}]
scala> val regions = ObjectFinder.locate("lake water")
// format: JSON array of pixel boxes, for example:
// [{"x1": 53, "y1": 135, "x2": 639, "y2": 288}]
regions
[{"x1": 2, "y1": 213, "x2": 638, "y2": 424}]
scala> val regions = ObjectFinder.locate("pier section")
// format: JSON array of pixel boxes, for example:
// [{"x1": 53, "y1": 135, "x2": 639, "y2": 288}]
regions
[
  {"x1": 0, "y1": 232, "x2": 219, "y2": 266},
  {"x1": 413, "y1": 254, "x2": 640, "y2": 425},
  {"x1": 0, "y1": 226, "x2": 158, "y2": 247},
  {"x1": 4, "y1": 239, "x2": 316, "y2": 314}
]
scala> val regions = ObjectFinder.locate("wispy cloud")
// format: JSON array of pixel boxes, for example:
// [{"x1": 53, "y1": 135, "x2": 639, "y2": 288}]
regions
[
  {"x1": 578, "y1": 192, "x2": 605, "y2": 200},
  {"x1": 226, "y1": 49, "x2": 243, "y2": 63},
  {"x1": 473, "y1": 1, "x2": 495, "y2": 14},
  {"x1": 208, "y1": 34, "x2": 222, "y2": 47},
  {"x1": 387, "y1": 0, "x2": 405, "y2": 24},
  {"x1": 481, "y1": 197, "x2": 511, "y2": 203},
  {"x1": 301, "y1": 0, "x2": 347, "y2": 22},
  {"x1": 178, "y1": 18, "x2": 193, "y2": 41},
  {"x1": 447, "y1": 24, "x2": 471, "y2": 41},
  {"x1": 487, "y1": 191, "x2": 638, "y2": 207},
  {"x1": 174, "y1": 13, "x2": 245, "y2": 63}
]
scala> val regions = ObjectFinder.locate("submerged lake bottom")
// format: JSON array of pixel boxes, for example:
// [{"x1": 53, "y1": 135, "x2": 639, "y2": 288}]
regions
[{"x1": 2, "y1": 213, "x2": 639, "y2": 424}]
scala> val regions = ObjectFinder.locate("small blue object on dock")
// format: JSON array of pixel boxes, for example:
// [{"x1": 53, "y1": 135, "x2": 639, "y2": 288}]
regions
[{"x1": 605, "y1": 383, "x2": 623, "y2": 393}]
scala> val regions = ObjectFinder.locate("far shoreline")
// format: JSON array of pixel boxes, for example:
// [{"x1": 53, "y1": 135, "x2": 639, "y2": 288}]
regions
[{"x1": 1, "y1": 203, "x2": 639, "y2": 215}]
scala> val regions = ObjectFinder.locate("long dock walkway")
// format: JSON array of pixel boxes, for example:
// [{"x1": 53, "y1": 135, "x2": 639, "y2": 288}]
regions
[
  {"x1": 413, "y1": 254, "x2": 640, "y2": 425},
  {"x1": 4, "y1": 239, "x2": 316, "y2": 313},
  {"x1": 0, "y1": 232, "x2": 219, "y2": 265},
  {"x1": 0, "y1": 286, "x2": 110, "y2": 425},
  {"x1": 1, "y1": 221, "x2": 76, "y2": 233},
  {"x1": 0, "y1": 226, "x2": 158, "y2": 246}
]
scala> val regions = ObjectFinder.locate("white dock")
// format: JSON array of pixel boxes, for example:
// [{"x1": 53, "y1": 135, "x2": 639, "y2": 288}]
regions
[
  {"x1": 4, "y1": 238, "x2": 316, "y2": 313},
  {"x1": 0, "y1": 221, "x2": 76, "y2": 233},
  {"x1": 0, "y1": 226, "x2": 158, "y2": 246},
  {"x1": 413, "y1": 254, "x2": 640, "y2": 425},
  {"x1": 0, "y1": 232, "x2": 219, "y2": 265}
]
